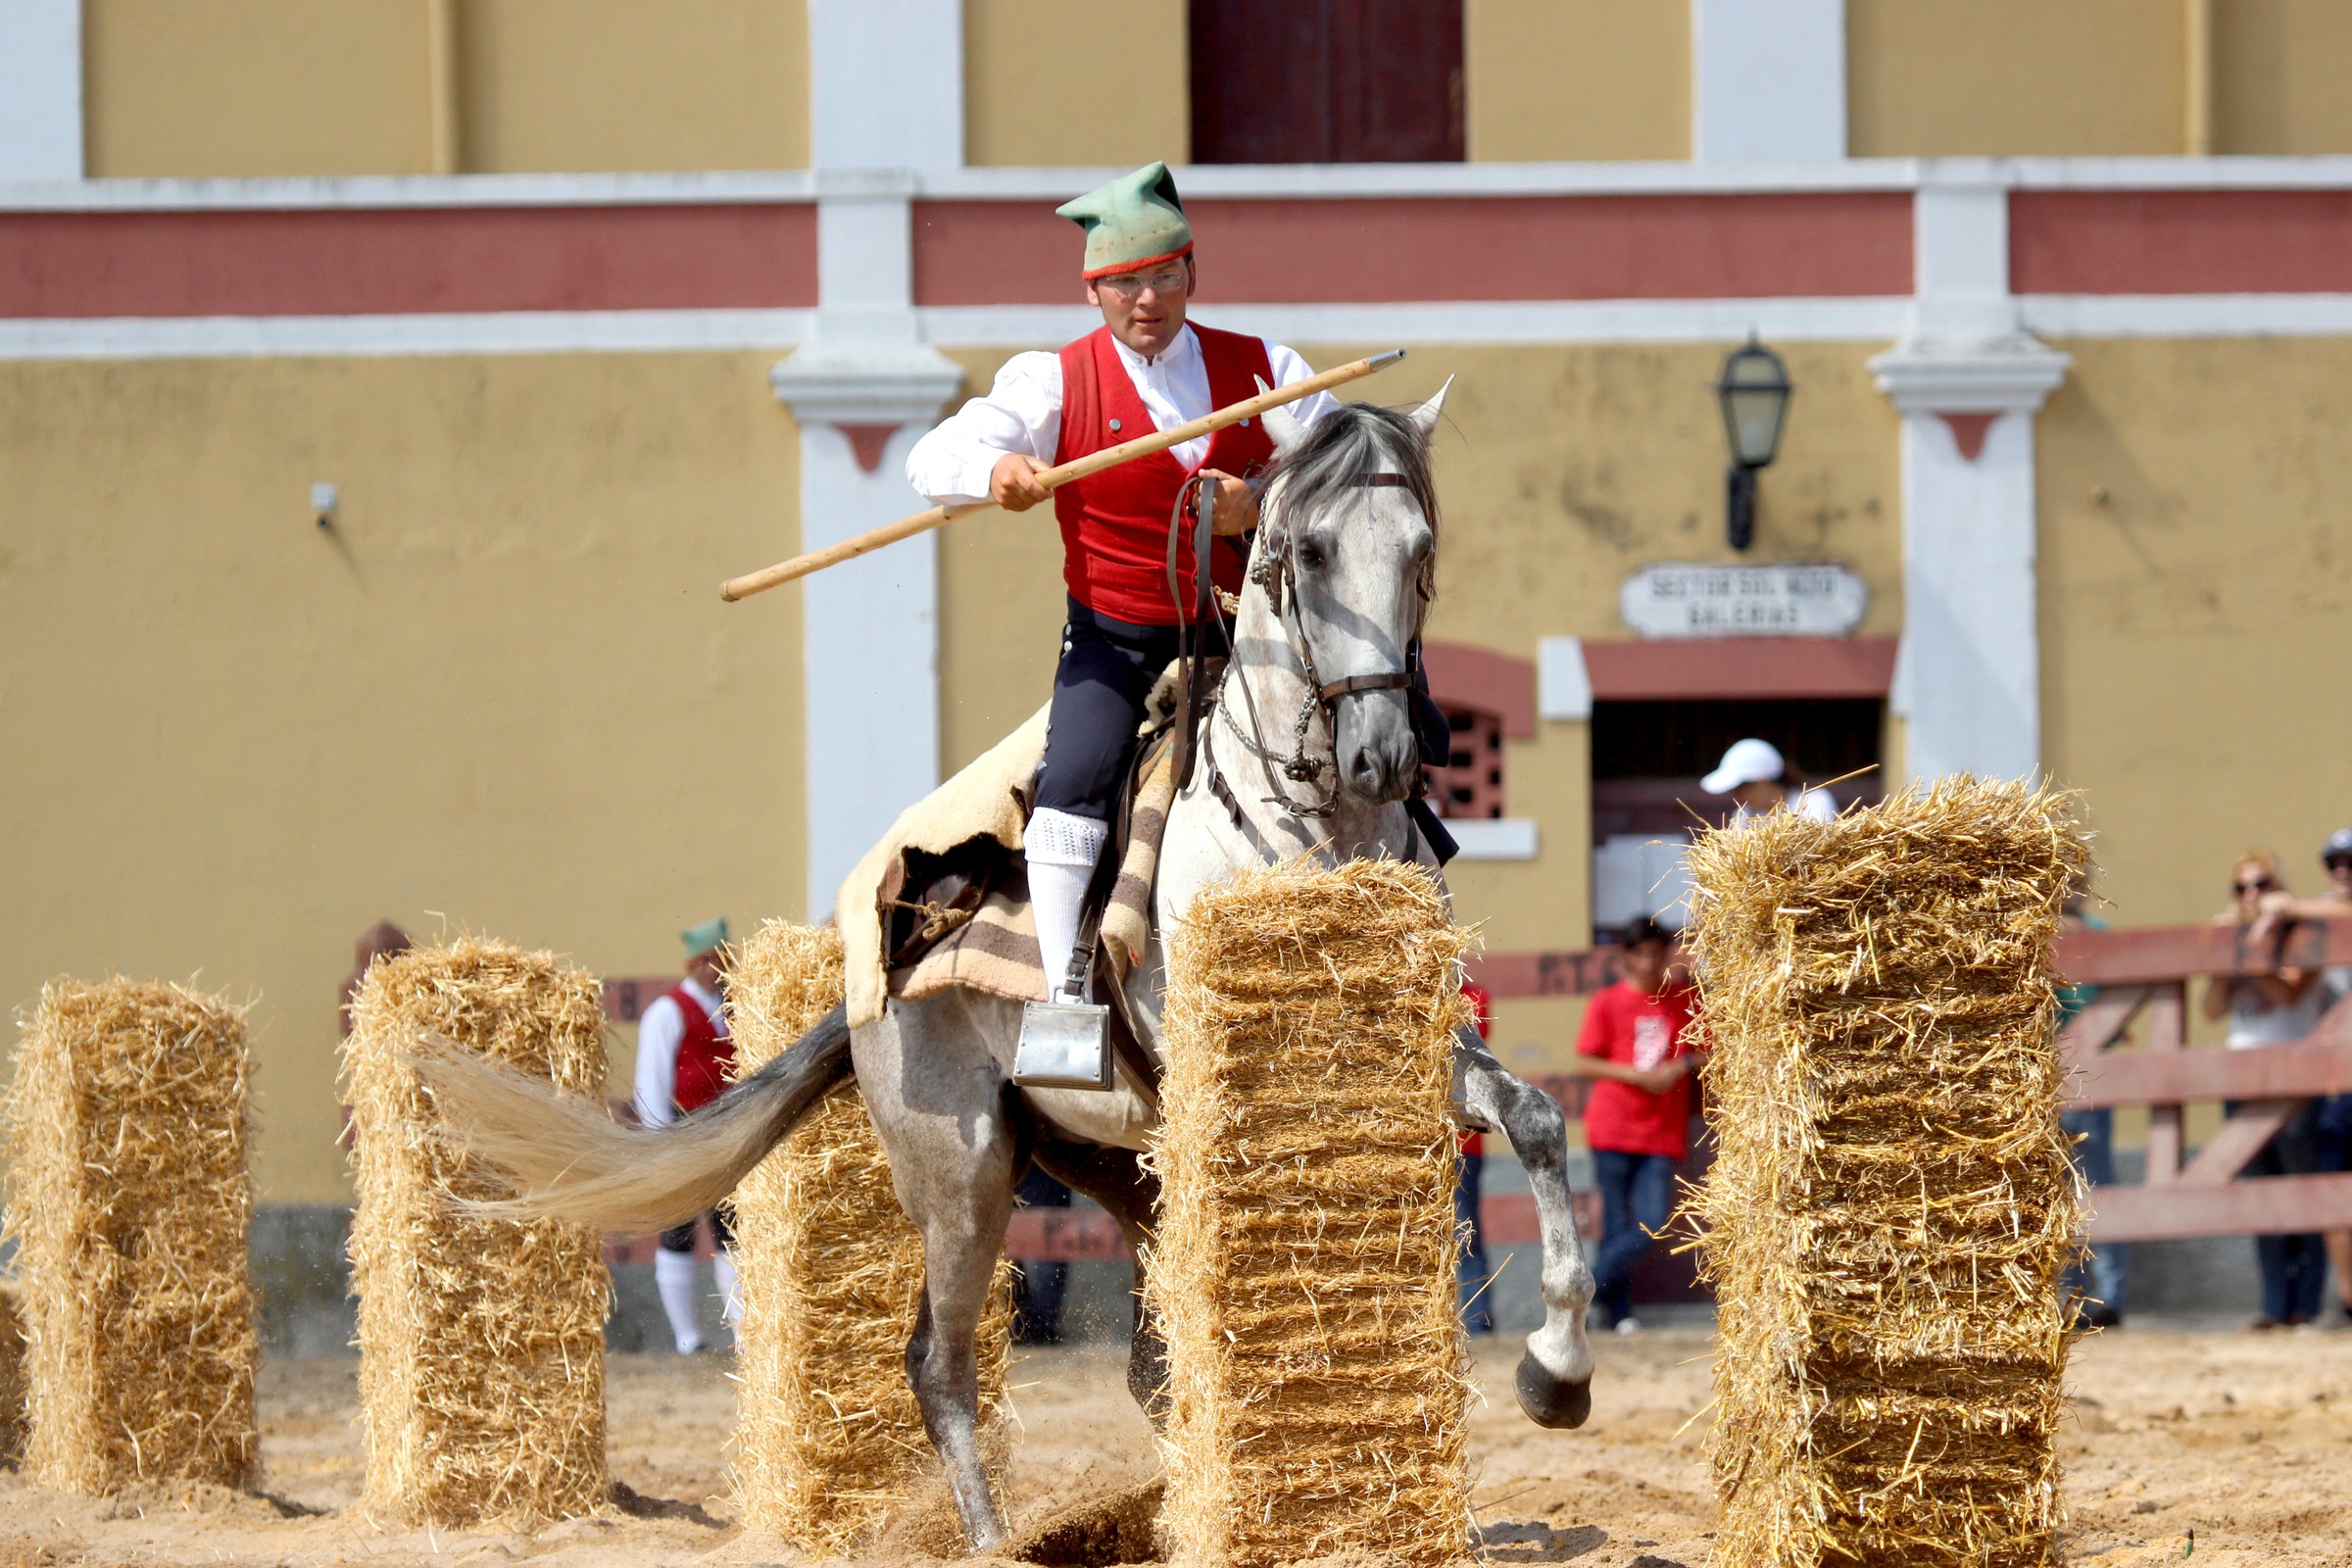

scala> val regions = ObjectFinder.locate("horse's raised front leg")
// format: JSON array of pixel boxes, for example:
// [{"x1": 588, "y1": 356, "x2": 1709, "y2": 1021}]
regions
[
  {"x1": 1031, "y1": 1137, "x2": 1166, "y2": 1423},
  {"x1": 856, "y1": 996, "x2": 1021, "y2": 1551},
  {"x1": 1456, "y1": 1030, "x2": 1595, "y2": 1429}
]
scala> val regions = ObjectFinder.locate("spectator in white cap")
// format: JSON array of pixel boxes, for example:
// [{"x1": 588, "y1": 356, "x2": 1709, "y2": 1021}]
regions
[{"x1": 1701, "y1": 738, "x2": 1838, "y2": 826}]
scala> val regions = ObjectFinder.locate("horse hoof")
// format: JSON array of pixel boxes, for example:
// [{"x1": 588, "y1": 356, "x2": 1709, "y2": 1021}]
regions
[{"x1": 1514, "y1": 1352, "x2": 1591, "y2": 1430}]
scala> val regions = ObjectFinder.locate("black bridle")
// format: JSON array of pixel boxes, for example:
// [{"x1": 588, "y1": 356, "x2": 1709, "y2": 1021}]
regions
[{"x1": 1168, "y1": 468, "x2": 1426, "y2": 821}]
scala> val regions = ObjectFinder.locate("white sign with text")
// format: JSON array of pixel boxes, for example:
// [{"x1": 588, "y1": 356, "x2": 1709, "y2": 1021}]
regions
[{"x1": 1619, "y1": 562, "x2": 1868, "y2": 638}]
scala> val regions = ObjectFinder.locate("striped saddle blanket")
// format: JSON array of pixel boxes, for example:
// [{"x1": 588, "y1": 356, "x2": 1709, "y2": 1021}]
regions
[{"x1": 838, "y1": 672, "x2": 1186, "y2": 1032}]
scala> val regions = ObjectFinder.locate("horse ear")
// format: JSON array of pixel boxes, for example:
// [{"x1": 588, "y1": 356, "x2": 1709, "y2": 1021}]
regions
[
  {"x1": 1254, "y1": 375, "x2": 1311, "y2": 461},
  {"x1": 1408, "y1": 375, "x2": 1453, "y2": 443}
]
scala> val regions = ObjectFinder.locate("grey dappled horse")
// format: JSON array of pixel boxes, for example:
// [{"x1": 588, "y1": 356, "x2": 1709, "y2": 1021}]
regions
[{"x1": 418, "y1": 387, "x2": 1596, "y2": 1551}]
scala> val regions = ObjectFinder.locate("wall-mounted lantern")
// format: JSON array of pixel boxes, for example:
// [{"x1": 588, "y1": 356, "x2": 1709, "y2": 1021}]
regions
[{"x1": 1715, "y1": 334, "x2": 1792, "y2": 552}]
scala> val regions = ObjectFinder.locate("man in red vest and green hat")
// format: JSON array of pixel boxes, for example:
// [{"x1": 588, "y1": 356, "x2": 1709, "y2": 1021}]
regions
[
  {"x1": 633, "y1": 915, "x2": 739, "y2": 1350},
  {"x1": 906, "y1": 162, "x2": 1338, "y2": 1042}
]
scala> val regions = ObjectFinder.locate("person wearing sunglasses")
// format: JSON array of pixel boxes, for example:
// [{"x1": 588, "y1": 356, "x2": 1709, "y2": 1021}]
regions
[
  {"x1": 2202, "y1": 849, "x2": 2329, "y2": 1329},
  {"x1": 906, "y1": 163, "x2": 1342, "y2": 1024}
]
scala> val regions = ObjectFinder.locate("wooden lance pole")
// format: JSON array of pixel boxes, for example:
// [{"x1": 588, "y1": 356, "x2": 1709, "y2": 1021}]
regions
[{"x1": 718, "y1": 349, "x2": 1406, "y2": 603}]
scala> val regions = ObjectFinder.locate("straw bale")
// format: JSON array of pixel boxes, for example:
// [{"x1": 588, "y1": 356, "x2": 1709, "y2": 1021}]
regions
[
  {"x1": 0, "y1": 1282, "x2": 23, "y2": 1464},
  {"x1": 1684, "y1": 777, "x2": 2090, "y2": 1568},
  {"x1": 1147, "y1": 859, "x2": 1473, "y2": 1568},
  {"x1": 1, "y1": 979, "x2": 258, "y2": 1494},
  {"x1": 724, "y1": 919, "x2": 1014, "y2": 1551},
  {"x1": 344, "y1": 936, "x2": 610, "y2": 1527}
]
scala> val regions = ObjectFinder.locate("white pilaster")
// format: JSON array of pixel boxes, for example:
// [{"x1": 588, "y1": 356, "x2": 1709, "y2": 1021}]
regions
[
  {"x1": 768, "y1": 368, "x2": 959, "y2": 916},
  {"x1": 778, "y1": 1, "x2": 968, "y2": 917},
  {"x1": 1690, "y1": 0, "x2": 1845, "y2": 163},
  {"x1": 0, "y1": 0, "x2": 83, "y2": 181},
  {"x1": 1910, "y1": 171, "x2": 2016, "y2": 340},
  {"x1": 807, "y1": 0, "x2": 962, "y2": 171},
  {"x1": 1873, "y1": 214, "x2": 2069, "y2": 793}
]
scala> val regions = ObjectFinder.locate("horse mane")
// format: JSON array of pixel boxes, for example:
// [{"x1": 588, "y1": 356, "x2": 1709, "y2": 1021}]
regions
[{"x1": 1259, "y1": 401, "x2": 1443, "y2": 604}]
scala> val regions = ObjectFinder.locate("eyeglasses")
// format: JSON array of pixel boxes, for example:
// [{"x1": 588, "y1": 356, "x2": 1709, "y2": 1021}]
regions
[
  {"x1": 1095, "y1": 263, "x2": 1190, "y2": 301},
  {"x1": 2235, "y1": 876, "x2": 2276, "y2": 895},
  {"x1": 2328, "y1": 857, "x2": 2352, "y2": 873}
]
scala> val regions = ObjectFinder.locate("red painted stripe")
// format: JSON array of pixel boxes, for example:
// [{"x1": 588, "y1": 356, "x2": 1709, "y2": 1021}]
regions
[
  {"x1": 2012, "y1": 189, "x2": 2352, "y2": 296},
  {"x1": 915, "y1": 193, "x2": 1913, "y2": 307},
  {"x1": 1422, "y1": 640, "x2": 1537, "y2": 739},
  {"x1": 1581, "y1": 635, "x2": 1897, "y2": 701},
  {"x1": 1470, "y1": 949, "x2": 1626, "y2": 999},
  {"x1": 0, "y1": 204, "x2": 818, "y2": 318}
]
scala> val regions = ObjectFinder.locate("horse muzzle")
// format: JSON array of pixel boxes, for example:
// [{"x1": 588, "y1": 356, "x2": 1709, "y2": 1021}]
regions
[{"x1": 1331, "y1": 692, "x2": 1420, "y2": 807}]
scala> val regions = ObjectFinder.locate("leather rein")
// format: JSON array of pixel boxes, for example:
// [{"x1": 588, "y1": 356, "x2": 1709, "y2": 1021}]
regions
[{"x1": 1164, "y1": 469, "x2": 1425, "y2": 823}]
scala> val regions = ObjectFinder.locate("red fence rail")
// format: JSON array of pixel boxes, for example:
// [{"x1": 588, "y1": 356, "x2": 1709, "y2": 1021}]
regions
[{"x1": 605, "y1": 917, "x2": 2352, "y2": 1260}]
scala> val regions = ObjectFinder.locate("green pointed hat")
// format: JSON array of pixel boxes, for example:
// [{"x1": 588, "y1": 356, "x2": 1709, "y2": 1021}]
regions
[
  {"x1": 1056, "y1": 161, "x2": 1193, "y2": 281},
  {"x1": 680, "y1": 916, "x2": 729, "y2": 957}
]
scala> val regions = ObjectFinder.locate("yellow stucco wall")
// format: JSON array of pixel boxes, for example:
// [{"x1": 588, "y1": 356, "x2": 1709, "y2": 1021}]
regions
[
  {"x1": 83, "y1": 0, "x2": 436, "y2": 176},
  {"x1": 1464, "y1": 0, "x2": 1689, "y2": 163},
  {"x1": 458, "y1": 0, "x2": 809, "y2": 172},
  {"x1": 936, "y1": 339, "x2": 1900, "y2": 1080},
  {"x1": 1847, "y1": 0, "x2": 2186, "y2": 157},
  {"x1": 2039, "y1": 337, "x2": 2352, "y2": 937},
  {"x1": 82, "y1": 0, "x2": 808, "y2": 177},
  {"x1": 2213, "y1": 0, "x2": 2352, "y2": 155},
  {"x1": 964, "y1": 0, "x2": 1189, "y2": 168},
  {"x1": 0, "y1": 353, "x2": 807, "y2": 1205}
]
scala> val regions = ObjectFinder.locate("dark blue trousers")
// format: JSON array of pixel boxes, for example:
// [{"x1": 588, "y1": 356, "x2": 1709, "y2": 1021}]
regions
[
  {"x1": 1591, "y1": 1148, "x2": 1678, "y2": 1327},
  {"x1": 1456, "y1": 1151, "x2": 1493, "y2": 1333}
]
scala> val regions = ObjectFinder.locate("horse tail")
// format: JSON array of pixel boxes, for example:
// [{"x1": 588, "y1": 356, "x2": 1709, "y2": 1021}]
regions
[{"x1": 410, "y1": 1003, "x2": 855, "y2": 1234}]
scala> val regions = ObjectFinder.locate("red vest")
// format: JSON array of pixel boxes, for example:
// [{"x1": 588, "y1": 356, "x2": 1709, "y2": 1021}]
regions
[
  {"x1": 662, "y1": 983, "x2": 735, "y2": 1115},
  {"x1": 1053, "y1": 324, "x2": 1277, "y2": 625}
]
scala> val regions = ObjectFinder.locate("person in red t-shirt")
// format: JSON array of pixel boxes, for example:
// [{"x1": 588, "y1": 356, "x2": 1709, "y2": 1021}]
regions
[
  {"x1": 1571, "y1": 916, "x2": 1701, "y2": 1334},
  {"x1": 1457, "y1": 978, "x2": 1495, "y2": 1334}
]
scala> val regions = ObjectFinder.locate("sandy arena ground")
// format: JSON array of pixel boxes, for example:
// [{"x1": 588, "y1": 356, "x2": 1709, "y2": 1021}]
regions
[{"x1": 0, "y1": 1328, "x2": 2346, "y2": 1567}]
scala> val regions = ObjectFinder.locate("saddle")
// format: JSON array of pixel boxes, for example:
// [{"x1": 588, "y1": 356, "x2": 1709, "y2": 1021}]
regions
[{"x1": 837, "y1": 668, "x2": 1196, "y2": 1109}]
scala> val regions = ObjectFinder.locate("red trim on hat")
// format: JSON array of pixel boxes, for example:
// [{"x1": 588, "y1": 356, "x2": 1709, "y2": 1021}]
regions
[{"x1": 1081, "y1": 243, "x2": 1194, "y2": 283}]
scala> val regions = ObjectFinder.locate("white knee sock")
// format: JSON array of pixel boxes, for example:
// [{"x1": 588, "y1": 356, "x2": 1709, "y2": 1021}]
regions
[
  {"x1": 712, "y1": 1249, "x2": 742, "y2": 1332},
  {"x1": 1027, "y1": 808, "x2": 1109, "y2": 1003},
  {"x1": 655, "y1": 1249, "x2": 704, "y2": 1354}
]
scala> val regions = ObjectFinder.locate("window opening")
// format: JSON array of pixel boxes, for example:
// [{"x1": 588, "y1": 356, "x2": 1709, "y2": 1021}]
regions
[
  {"x1": 1590, "y1": 697, "x2": 1884, "y2": 931},
  {"x1": 1190, "y1": 0, "x2": 1465, "y2": 165},
  {"x1": 1425, "y1": 706, "x2": 1503, "y2": 820}
]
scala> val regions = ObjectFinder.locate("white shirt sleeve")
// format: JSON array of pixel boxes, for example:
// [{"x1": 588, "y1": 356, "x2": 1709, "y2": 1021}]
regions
[
  {"x1": 1265, "y1": 341, "x2": 1344, "y2": 428},
  {"x1": 633, "y1": 996, "x2": 684, "y2": 1128},
  {"x1": 1797, "y1": 787, "x2": 1839, "y2": 823},
  {"x1": 905, "y1": 351, "x2": 1064, "y2": 505}
]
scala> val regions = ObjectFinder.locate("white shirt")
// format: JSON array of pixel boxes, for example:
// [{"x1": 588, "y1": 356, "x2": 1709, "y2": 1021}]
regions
[
  {"x1": 2225, "y1": 976, "x2": 2328, "y2": 1049},
  {"x1": 904, "y1": 323, "x2": 1337, "y2": 506},
  {"x1": 1731, "y1": 786, "x2": 1840, "y2": 828},
  {"x1": 633, "y1": 975, "x2": 727, "y2": 1127}
]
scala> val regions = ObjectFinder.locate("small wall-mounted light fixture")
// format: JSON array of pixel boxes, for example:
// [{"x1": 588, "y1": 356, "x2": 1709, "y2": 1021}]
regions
[
  {"x1": 312, "y1": 481, "x2": 339, "y2": 529},
  {"x1": 1714, "y1": 334, "x2": 1793, "y2": 552}
]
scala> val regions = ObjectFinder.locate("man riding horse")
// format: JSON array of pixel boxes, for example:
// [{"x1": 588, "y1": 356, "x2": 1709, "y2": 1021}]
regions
[
  {"x1": 419, "y1": 165, "x2": 1598, "y2": 1554},
  {"x1": 905, "y1": 161, "x2": 1345, "y2": 1043}
]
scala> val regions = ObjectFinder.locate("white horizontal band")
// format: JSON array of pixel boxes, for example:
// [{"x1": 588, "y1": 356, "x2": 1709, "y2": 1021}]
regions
[
  {"x1": 15, "y1": 293, "x2": 2352, "y2": 362},
  {"x1": 13, "y1": 154, "x2": 2352, "y2": 215},
  {"x1": 920, "y1": 299, "x2": 1914, "y2": 348},
  {"x1": 2019, "y1": 293, "x2": 2352, "y2": 338},
  {"x1": 0, "y1": 309, "x2": 811, "y2": 359}
]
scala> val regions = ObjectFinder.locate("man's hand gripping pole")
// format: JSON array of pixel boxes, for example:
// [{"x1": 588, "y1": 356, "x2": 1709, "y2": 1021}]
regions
[{"x1": 717, "y1": 350, "x2": 1407, "y2": 603}]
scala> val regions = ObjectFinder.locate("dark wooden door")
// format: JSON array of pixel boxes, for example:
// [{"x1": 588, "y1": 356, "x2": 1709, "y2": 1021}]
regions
[{"x1": 1190, "y1": 0, "x2": 1464, "y2": 164}]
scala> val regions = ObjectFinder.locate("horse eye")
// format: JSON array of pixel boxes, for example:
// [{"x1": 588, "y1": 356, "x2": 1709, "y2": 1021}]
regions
[{"x1": 1298, "y1": 543, "x2": 1327, "y2": 571}]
